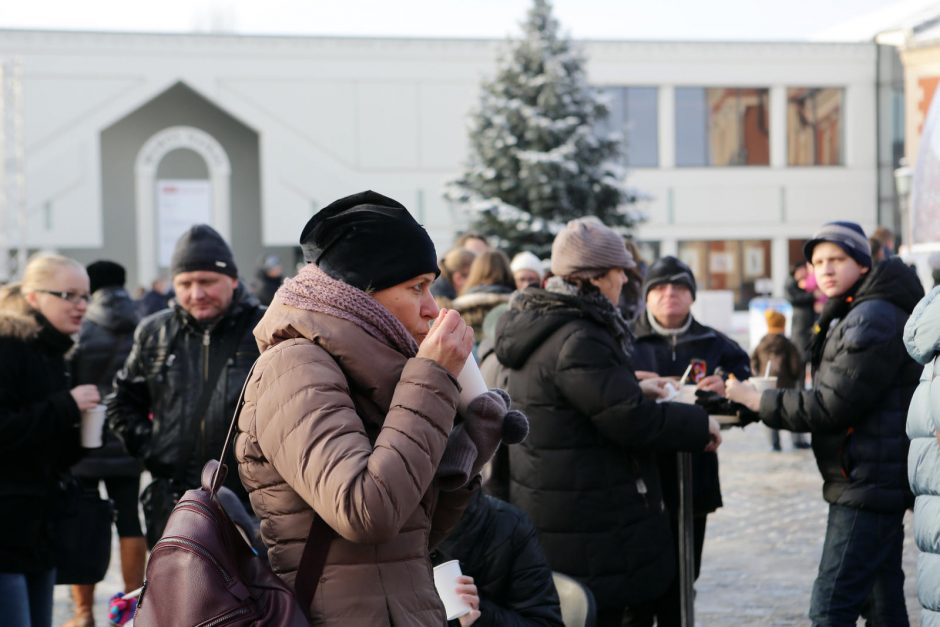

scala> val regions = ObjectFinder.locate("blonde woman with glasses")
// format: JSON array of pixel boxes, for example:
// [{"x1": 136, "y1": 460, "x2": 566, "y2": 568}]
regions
[{"x1": 0, "y1": 253, "x2": 100, "y2": 627}]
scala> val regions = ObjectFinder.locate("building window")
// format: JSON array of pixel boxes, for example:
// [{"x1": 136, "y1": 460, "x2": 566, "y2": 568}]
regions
[
  {"x1": 675, "y1": 88, "x2": 770, "y2": 166},
  {"x1": 596, "y1": 86, "x2": 659, "y2": 167},
  {"x1": 787, "y1": 87, "x2": 844, "y2": 166},
  {"x1": 677, "y1": 239, "x2": 772, "y2": 309}
]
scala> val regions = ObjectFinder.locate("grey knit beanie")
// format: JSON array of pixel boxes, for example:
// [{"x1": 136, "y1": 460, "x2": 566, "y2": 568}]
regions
[
  {"x1": 550, "y1": 217, "x2": 635, "y2": 278},
  {"x1": 803, "y1": 221, "x2": 872, "y2": 269}
]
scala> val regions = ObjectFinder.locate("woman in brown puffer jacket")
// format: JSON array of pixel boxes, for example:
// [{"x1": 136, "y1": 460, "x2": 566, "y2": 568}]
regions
[{"x1": 235, "y1": 191, "x2": 527, "y2": 627}]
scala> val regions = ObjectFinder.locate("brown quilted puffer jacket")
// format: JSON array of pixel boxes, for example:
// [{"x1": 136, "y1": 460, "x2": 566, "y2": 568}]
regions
[{"x1": 235, "y1": 301, "x2": 475, "y2": 626}]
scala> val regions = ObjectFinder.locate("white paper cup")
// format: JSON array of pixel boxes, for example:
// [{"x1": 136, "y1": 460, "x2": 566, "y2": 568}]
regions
[
  {"x1": 433, "y1": 560, "x2": 471, "y2": 621},
  {"x1": 80, "y1": 404, "x2": 106, "y2": 448},
  {"x1": 456, "y1": 354, "x2": 488, "y2": 413},
  {"x1": 749, "y1": 376, "x2": 778, "y2": 392},
  {"x1": 674, "y1": 384, "x2": 699, "y2": 405}
]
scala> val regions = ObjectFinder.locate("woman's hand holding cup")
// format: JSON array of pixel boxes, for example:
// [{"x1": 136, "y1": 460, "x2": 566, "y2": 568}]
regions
[
  {"x1": 455, "y1": 575, "x2": 481, "y2": 626},
  {"x1": 417, "y1": 309, "x2": 474, "y2": 378},
  {"x1": 70, "y1": 384, "x2": 101, "y2": 411}
]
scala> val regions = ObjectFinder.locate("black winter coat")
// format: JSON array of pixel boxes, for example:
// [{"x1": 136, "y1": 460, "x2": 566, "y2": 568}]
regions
[
  {"x1": 760, "y1": 258, "x2": 924, "y2": 512},
  {"x1": 108, "y1": 286, "x2": 263, "y2": 497},
  {"x1": 631, "y1": 314, "x2": 751, "y2": 515},
  {"x1": 70, "y1": 287, "x2": 141, "y2": 478},
  {"x1": 786, "y1": 275, "x2": 816, "y2": 362},
  {"x1": 0, "y1": 312, "x2": 84, "y2": 573},
  {"x1": 494, "y1": 288, "x2": 710, "y2": 610},
  {"x1": 433, "y1": 491, "x2": 564, "y2": 627}
]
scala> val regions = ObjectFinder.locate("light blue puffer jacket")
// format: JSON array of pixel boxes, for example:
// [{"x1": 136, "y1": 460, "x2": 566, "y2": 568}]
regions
[{"x1": 906, "y1": 286, "x2": 940, "y2": 625}]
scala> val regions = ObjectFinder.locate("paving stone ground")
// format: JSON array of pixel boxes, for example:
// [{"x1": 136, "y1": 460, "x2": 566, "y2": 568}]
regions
[{"x1": 52, "y1": 426, "x2": 921, "y2": 626}]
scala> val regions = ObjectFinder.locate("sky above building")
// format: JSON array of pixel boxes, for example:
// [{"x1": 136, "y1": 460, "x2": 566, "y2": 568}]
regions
[{"x1": 0, "y1": 0, "x2": 935, "y2": 41}]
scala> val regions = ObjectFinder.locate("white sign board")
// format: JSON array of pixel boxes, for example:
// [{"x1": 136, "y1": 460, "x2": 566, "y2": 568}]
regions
[{"x1": 157, "y1": 179, "x2": 212, "y2": 267}]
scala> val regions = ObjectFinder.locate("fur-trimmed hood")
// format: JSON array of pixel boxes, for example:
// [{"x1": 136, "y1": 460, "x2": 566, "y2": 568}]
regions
[{"x1": 0, "y1": 311, "x2": 40, "y2": 341}]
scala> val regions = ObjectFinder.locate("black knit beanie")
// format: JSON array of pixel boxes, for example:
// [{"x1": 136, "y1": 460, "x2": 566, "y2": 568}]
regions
[
  {"x1": 802, "y1": 221, "x2": 872, "y2": 269},
  {"x1": 170, "y1": 224, "x2": 238, "y2": 278},
  {"x1": 643, "y1": 256, "x2": 697, "y2": 301},
  {"x1": 299, "y1": 190, "x2": 439, "y2": 292},
  {"x1": 86, "y1": 260, "x2": 126, "y2": 294}
]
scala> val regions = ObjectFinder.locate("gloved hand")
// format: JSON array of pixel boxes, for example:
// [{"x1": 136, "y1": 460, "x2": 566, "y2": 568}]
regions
[
  {"x1": 694, "y1": 389, "x2": 761, "y2": 428},
  {"x1": 437, "y1": 389, "x2": 529, "y2": 491}
]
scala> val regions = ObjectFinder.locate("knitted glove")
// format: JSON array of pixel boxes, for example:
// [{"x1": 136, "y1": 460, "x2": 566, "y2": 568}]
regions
[{"x1": 437, "y1": 389, "x2": 529, "y2": 491}]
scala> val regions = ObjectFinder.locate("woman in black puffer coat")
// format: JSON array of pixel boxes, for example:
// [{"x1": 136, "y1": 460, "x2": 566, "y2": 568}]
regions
[
  {"x1": 433, "y1": 490, "x2": 564, "y2": 627},
  {"x1": 0, "y1": 254, "x2": 100, "y2": 627},
  {"x1": 494, "y1": 218, "x2": 719, "y2": 627}
]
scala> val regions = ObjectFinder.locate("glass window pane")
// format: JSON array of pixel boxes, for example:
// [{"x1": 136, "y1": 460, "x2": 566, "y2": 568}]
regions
[
  {"x1": 675, "y1": 87, "x2": 708, "y2": 166},
  {"x1": 707, "y1": 88, "x2": 769, "y2": 166},
  {"x1": 624, "y1": 87, "x2": 659, "y2": 167},
  {"x1": 677, "y1": 239, "x2": 772, "y2": 309},
  {"x1": 787, "y1": 87, "x2": 844, "y2": 166}
]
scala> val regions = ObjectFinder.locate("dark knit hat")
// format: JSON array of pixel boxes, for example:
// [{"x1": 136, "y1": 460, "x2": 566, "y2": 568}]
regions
[
  {"x1": 550, "y1": 217, "x2": 635, "y2": 278},
  {"x1": 86, "y1": 260, "x2": 126, "y2": 294},
  {"x1": 299, "y1": 190, "x2": 439, "y2": 292},
  {"x1": 643, "y1": 256, "x2": 697, "y2": 301},
  {"x1": 170, "y1": 224, "x2": 238, "y2": 278},
  {"x1": 803, "y1": 221, "x2": 872, "y2": 269}
]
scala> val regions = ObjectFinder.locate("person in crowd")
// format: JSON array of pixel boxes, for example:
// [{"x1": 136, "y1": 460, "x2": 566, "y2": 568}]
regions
[
  {"x1": 494, "y1": 217, "x2": 720, "y2": 627},
  {"x1": 235, "y1": 190, "x2": 527, "y2": 625},
  {"x1": 929, "y1": 251, "x2": 940, "y2": 288},
  {"x1": 751, "y1": 309, "x2": 809, "y2": 452},
  {"x1": 628, "y1": 254, "x2": 750, "y2": 626},
  {"x1": 786, "y1": 262, "x2": 816, "y2": 364},
  {"x1": 456, "y1": 232, "x2": 491, "y2": 255},
  {"x1": 108, "y1": 224, "x2": 265, "y2": 547},
  {"x1": 66, "y1": 260, "x2": 145, "y2": 626},
  {"x1": 870, "y1": 237, "x2": 886, "y2": 265},
  {"x1": 0, "y1": 254, "x2": 99, "y2": 627},
  {"x1": 872, "y1": 225, "x2": 896, "y2": 258},
  {"x1": 510, "y1": 251, "x2": 544, "y2": 291},
  {"x1": 432, "y1": 490, "x2": 564, "y2": 626},
  {"x1": 453, "y1": 251, "x2": 516, "y2": 347},
  {"x1": 904, "y1": 286, "x2": 940, "y2": 624},
  {"x1": 432, "y1": 247, "x2": 477, "y2": 305},
  {"x1": 618, "y1": 239, "x2": 647, "y2": 323},
  {"x1": 727, "y1": 221, "x2": 923, "y2": 625},
  {"x1": 250, "y1": 254, "x2": 284, "y2": 306},
  {"x1": 136, "y1": 277, "x2": 171, "y2": 318}
]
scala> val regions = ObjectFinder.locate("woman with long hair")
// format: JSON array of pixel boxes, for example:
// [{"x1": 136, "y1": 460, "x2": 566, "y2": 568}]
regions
[{"x1": 0, "y1": 253, "x2": 100, "y2": 627}]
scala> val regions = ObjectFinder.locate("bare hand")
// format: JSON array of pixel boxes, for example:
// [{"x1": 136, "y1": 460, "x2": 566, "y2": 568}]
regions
[
  {"x1": 639, "y1": 377, "x2": 673, "y2": 400},
  {"x1": 416, "y1": 309, "x2": 474, "y2": 378},
  {"x1": 455, "y1": 575, "x2": 481, "y2": 626},
  {"x1": 70, "y1": 385, "x2": 101, "y2": 411},
  {"x1": 697, "y1": 375, "x2": 725, "y2": 395},
  {"x1": 704, "y1": 416, "x2": 722, "y2": 452},
  {"x1": 635, "y1": 370, "x2": 660, "y2": 381},
  {"x1": 725, "y1": 378, "x2": 762, "y2": 412}
]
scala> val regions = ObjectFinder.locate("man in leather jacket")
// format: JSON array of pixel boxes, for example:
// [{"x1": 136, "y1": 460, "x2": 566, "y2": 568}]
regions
[{"x1": 108, "y1": 225, "x2": 264, "y2": 546}]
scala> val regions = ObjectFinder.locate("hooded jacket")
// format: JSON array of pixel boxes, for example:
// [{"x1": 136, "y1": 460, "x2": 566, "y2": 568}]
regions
[
  {"x1": 760, "y1": 258, "x2": 924, "y2": 512},
  {"x1": 0, "y1": 312, "x2": 84, "y2": 573},
  {"x1": 235, "y1": 300, "x2": 475, "y2": 626},
  {"x1": 70, "y1": 286, "x2": 141, "y2": 477},
  {"x1": 494, "y1": 288, "x2": 710, "y2": 610},
  {"x1": 108, "y1": 285, "x2": 263, "y2": 496},
  {"x1": 904, "y1": 286, "x2": 940, "y2": 622},
  {"x1": 631, "y1": 314, "x2": 751, "y2": 515}
]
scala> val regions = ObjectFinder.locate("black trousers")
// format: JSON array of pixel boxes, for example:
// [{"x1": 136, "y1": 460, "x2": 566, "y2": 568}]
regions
[{"x1": 78, "y1": 474, "x2": 144, "y2": 537}]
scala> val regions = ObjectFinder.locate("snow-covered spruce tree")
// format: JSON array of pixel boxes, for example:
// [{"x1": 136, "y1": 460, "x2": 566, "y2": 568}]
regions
[{"x1": 447, "y1": 0, "x2": 636, "y2": 257}]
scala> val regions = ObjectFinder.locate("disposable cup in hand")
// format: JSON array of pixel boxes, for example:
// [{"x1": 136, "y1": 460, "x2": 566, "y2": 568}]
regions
[
  {"x1": 80, "y1": 404, "x2": 106, "y2": 448},
  {"x1": 749, "y1": 376, "x2": 778, "y2": 392},
  {"x1": 675, "y1": 384, "x2": 698, "y2": 405},
  {"x1": 456, "y1": 354, "x2": 488, "y2": 413},
  {"x1": 433, "y1": 560, "x2": 471, "y2": 621}
]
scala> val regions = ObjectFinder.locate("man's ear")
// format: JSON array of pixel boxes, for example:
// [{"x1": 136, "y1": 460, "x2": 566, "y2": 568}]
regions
[{"x1": 24, "y1": 291, "x2": 39, "y2": 309}]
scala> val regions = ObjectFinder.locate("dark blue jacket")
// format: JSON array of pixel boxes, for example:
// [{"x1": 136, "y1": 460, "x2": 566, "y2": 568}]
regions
[
  {"x1": 631, "y1": 314, "x2": 751, "y2": 515},
  {"x1": 760, "y1": 258, "x2": 923, "y2": 512}
]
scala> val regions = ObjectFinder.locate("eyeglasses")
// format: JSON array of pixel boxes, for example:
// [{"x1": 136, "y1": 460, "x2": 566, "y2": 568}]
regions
[{"x1": 35, "y1": 289, "x2": 91, "y2": 305}]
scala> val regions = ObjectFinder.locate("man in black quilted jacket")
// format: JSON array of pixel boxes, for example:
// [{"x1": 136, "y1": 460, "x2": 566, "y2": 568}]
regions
[{"x1": 727, "y1": 220, "x2": 924, "y2": 626}]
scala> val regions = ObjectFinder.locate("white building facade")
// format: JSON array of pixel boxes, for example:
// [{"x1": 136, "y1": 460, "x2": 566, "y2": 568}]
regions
[{"x1": 0, "y1": 30, "x2": 880, "y2": 305}]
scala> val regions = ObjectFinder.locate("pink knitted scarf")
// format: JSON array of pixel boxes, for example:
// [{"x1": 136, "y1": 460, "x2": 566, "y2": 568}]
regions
[{"x1": 275, "y1": 264, "x2": 419, "y2": 357}]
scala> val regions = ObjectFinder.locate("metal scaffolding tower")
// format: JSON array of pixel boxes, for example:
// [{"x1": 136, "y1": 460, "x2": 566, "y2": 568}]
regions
[{"x1": 0, "y1": 57, "x2": 27, "y2": 282}]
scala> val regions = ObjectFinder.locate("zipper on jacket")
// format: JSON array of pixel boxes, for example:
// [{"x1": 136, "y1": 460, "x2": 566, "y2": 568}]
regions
[
  {"x1": 202, "y1": 329, "x2": 211, "y2": 381},
  {"x1": 202, "y1": 606, "x2": 252, "y2": 627},
  {"x1": 152, "y1": 536, "x2": 233, "y2": 585},
  {"x1": 636, "y1": 478, "x2": 649, "y2": 508},
  {"x1": 671, "y1": 335, "x2": 677, "y2": 362}
]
